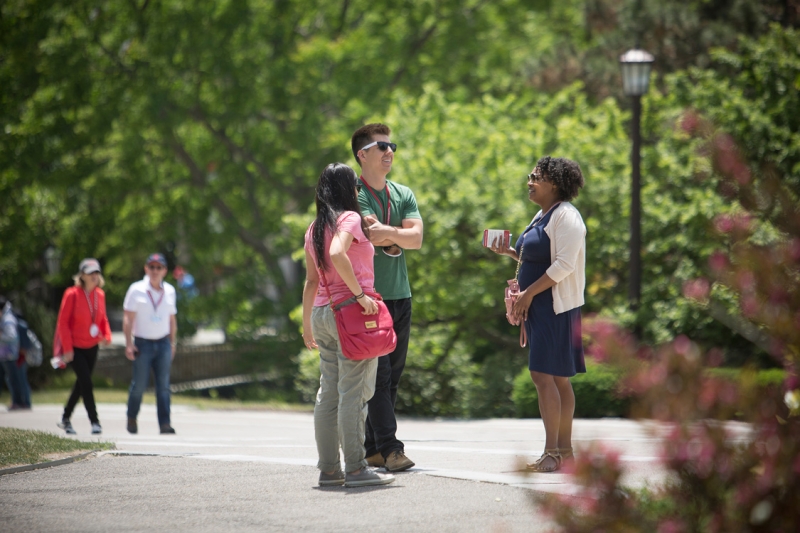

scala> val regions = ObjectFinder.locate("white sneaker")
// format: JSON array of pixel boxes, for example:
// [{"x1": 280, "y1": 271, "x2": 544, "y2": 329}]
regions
[{"x1": 91, "y1": 423, "x2": 102, "y2": 435}]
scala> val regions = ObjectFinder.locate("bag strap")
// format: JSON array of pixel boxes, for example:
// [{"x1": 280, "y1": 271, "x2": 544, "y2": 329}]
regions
[
  {"x1": 317, "y1": 267, "x2": 335, "y2": 309},
  {"x1": 318, "y1": 266, "x2": 367, "y2": 311},
  {"x1": 514, "y1": 202, "x2": 561, "y2": 282}
]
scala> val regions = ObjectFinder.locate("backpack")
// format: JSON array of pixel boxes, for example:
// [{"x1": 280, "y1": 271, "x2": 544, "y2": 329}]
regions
[{"x1": 17, "y1": 318, "x2": 43, "y2": 367}]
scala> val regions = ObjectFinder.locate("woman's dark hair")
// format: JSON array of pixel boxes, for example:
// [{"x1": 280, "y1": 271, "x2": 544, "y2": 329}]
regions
[
  {"x1": 534, "y1": 156, "x2": 585, "y2": 201},
  {"x1": 312, "y1": 162, "x2": 369, "y2": 271}
]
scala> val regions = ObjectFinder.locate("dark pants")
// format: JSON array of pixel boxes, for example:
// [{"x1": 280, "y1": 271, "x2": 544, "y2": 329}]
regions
[
  {"x1": 365, "y1": 298, "x2": 412, "y2": 459},
  {"x1": 1, "y1": 359, "x2": 30, "y2": 407},
  {"x1": 63, "y1": 345, "x2": 99, "y2": 424}
]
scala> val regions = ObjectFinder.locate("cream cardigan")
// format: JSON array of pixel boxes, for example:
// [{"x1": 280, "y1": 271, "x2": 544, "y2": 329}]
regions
[{"x1": 534, "y1": 202, "x2": 586, "y2": 314}]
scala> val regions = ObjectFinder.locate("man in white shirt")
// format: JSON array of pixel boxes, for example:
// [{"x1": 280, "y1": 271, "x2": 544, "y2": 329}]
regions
[{"x1": 123, "y1": 253, "x2": 178, "y2": 435}]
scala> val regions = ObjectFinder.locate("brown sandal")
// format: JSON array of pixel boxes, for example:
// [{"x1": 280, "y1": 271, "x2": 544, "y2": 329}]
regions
[
  {"x1": 526, "y1": 449, "x2": 562, "y2": 472},
  {"x1": 558, "y1": 447, "x2": 574, "y2": 464}
]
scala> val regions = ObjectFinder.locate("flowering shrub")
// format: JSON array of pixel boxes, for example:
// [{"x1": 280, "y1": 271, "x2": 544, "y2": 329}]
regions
[{"x1": 545, "y1": 114, "x2": 800, "y2": 531}]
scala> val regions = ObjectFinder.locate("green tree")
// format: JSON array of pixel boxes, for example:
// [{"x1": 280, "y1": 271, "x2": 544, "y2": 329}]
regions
[{"x1": 1, "y1": 0, "x2": 553, "y2": 331}]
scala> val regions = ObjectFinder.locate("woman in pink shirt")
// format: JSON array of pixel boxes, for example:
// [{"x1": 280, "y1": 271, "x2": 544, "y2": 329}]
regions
[
  {"x1": 302, "y1": 163, "x2": 395, "y2": 488},
  {"x1": 55, "y1": 258, "x2": 112, "y2": 435}
]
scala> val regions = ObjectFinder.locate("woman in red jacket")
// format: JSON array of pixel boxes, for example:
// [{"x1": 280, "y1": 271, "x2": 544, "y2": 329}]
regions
[{"x1": 55, "y1": 258, "x2": 112, "y2": 435}]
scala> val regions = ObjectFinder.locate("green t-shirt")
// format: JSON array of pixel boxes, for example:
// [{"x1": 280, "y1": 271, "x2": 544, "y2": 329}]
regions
[{"x1": 357, "y1": 179, "x2": 422, "y2": 300}]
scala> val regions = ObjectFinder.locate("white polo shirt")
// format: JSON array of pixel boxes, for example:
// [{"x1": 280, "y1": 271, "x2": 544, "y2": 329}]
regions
[{"x1": 123, "y1": 277, "x2": 178, "y2": 340}]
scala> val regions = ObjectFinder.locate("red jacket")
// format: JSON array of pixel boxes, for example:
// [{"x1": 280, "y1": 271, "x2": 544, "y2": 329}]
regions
[{"x1": 56, "y1": 286, "x2": 112, "y2": 352}]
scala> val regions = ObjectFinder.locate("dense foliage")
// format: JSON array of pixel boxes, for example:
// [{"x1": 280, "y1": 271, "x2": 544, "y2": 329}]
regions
[
  {"x1": 546, "y1": 30, "x2": 800, "y2": 530},
  {"x1": 1, "y1": 1, "x2": 797, "y2": 412}
]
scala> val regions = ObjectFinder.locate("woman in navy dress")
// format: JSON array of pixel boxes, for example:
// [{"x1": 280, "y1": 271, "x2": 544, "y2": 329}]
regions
[{"x1": 491, "y1": 156, "x2": 587, "y2": 472}]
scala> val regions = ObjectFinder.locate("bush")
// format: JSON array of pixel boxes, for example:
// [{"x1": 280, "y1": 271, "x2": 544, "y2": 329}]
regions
[
  {"x1": 512, "y1": 361, "x2": 786, "y2": 419},
  {"x1": 512, "y1": 360, "x2": 631, "y2": 418},
  {"x1": 706, "y1": 367, "x2": 786, "y2": 390}
]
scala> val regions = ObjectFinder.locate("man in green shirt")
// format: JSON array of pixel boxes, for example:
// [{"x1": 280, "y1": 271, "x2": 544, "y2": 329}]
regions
[{"x1": 351, "y1": 123, "x2": 423, "y2": 472}]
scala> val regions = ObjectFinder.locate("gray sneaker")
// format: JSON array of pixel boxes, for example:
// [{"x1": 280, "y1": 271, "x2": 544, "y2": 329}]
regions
[
  {"x1": 91, "y1": 423, "x2": 102, "y2": 435},
  {"x1": 344, "y1": 468, "x2": 395, "y2": 488},
  {"x1": 318, "y1": 470, "x2": 345, "y2": 486},
  {"x1": 58, "y1": 418, "x2": 76, "y2": 435}
]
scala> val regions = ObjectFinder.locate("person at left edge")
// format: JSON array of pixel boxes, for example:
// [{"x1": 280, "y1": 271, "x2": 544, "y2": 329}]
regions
[
  {"x1": 55, "y1": 259, "x2": 113, "y2": 435},
  {"x1": 123, "y1": 253, "x2": 178, "y2": 435}
]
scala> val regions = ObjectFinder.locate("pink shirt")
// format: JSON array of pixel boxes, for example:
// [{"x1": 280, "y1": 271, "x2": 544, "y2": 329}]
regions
[{"x1": 305, "y1": 211, "x2": 375, "y2": 307}]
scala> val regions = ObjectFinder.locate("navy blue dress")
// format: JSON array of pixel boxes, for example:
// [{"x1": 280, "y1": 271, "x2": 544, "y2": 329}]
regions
[{"x1": 515, "y1": 207, "x2": 585, "y2": 377}]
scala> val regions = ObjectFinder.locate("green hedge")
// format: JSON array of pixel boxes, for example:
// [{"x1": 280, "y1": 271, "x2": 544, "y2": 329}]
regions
[
  {"x1": 511, "y1": 361, "x2": 631, "y2": 418},
  {"x1": 705, "y1": 367, "x2": 786, "y2": 389},
  {"x1": 511, "y1": 363, "x2": 787, "y2": 419}
]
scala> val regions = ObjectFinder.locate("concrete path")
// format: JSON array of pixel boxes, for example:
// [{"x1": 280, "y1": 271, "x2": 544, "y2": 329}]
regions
[{"x1": 0, "y1": 404, "x2": 674, "y2": 532}]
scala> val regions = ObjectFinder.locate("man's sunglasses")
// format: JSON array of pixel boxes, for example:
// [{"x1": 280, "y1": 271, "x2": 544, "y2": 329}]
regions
[
  {"x1": 146, "y1": 264, "x2": 166, "y2": 270},
  {"x1": 361, "y1": 141, "x2": 397, "y2": 153}
]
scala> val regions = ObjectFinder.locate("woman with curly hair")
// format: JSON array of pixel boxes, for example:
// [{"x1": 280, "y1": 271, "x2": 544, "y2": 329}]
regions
[{"x1": 490, "y1": 156, "x2": 587, "y2": 472}]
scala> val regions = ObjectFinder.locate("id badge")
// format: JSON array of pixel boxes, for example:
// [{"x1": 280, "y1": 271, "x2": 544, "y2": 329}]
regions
[
  {"x1": 89, "y1": 323, "x2": 100, "y2": 337},
  {"x1": 151, "y1": 315, "x2": 163, "y2": 323}
]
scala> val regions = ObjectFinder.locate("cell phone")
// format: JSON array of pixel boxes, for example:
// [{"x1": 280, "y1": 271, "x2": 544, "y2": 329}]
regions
[{"x1": 483, "y1": 229, "x2": 510, "y2": 248}]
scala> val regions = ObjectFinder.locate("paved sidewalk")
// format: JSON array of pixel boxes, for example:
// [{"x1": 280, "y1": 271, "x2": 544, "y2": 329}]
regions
[{"x1": 0, "y1": 404, "x2": 677, "y2": 532}]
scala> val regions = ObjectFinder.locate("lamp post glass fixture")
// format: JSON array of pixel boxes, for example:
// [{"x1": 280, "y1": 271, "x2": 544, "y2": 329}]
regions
[{"x1": 619, "y1": 48, "x2": 654, "y2": 310}]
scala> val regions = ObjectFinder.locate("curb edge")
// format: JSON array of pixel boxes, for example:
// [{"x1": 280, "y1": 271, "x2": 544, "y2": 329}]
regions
[{"x1": 0, "y1": 450, "x2": 99, "y2": 476}]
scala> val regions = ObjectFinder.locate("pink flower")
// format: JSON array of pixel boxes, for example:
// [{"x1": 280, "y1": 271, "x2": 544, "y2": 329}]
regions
[
  {"x1": 680, "y1": 111, "x2": 700, "y2": 134},
  {"x1": 732, "y1": 161, "x2": 752, "y2": 185},
  {"x1": 789, "y1": 238, "x2": 800, "y2": 262},
  {"x1": 714, "y1": 215, "x2": 735, "y2": 233},
  {"x1": 741, "y1": 295, "x2": 759, "y2": 317},
  {"x1": 709, "y1": 251, "x2": 729, "y2": 273},
  {"x1": 714, "y1": 133, "x2": 736, "y2": 154},
  {"x1": 784, "y1": 373, "x2": 799, "y2": 391},
  {"x1": 658, "y1": 518, "x2": 686, "y2": 533},
  {"x1": 673, "y1": 335, "x2": 692, "y2": 355},
  {"x1": 683, "y1": 278, "x2": 710, "y2": 300},
  {"x1": 768, "y1": 339, "x2": 785, "y2": 359},
  {"x1": 588, "y1": 344, "x2": 608, "y2": 362}
]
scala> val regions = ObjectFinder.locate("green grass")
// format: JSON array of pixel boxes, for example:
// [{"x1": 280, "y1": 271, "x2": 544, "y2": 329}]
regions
[
  {"x1": 30, "y1": 389, "x2": 313, "y2": 412},
  {"x1": 0, "y1": 427, "x2": 114, "y2": 468}
]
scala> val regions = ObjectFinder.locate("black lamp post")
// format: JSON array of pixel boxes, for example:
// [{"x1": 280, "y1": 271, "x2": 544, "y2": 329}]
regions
[{"x1": 619, "y1": 48, "x2": 654, "y2": 310}]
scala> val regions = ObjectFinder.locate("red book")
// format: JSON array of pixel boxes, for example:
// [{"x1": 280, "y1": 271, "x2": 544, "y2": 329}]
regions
[{"x1": 483, "y1": 229, "x2": 510, "y2": 248}]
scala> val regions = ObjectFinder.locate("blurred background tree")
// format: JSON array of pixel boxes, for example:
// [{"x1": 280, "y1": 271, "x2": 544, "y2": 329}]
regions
[{"x1": 1, "y1": 0, "x2": 797, "y2": 410}]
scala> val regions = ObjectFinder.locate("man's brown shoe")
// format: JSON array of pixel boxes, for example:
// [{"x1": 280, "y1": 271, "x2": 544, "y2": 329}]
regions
[
  {"x1": 385, "y1": 450, "x2": 415, "y2": 472},
  {"x1": 366, "y1": 453, "x2": 385, "y2": 467},
  {"x1": 127, "y1": 418, "x2": 137, "y2": 434}
]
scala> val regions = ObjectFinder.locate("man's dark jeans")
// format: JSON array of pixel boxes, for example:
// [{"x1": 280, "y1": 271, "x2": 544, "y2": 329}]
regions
[
  {"x1": 365, "y1": 297, "x2": 412, "y2": 459},
  {"x1": 127, "y1": 336, "x2": 172, "y2": 426}
]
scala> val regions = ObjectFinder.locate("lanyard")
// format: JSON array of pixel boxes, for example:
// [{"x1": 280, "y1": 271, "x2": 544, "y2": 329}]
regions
[
  {"x1": 83, "y1": 289, "x2": 97, "y2": 323},
  {"x1": 359, "y1": 177, "x2": 391, "y2": 225},
  {"x1": 147, "y1": 288, "x2": 164, "y2": 313}
]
